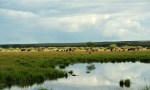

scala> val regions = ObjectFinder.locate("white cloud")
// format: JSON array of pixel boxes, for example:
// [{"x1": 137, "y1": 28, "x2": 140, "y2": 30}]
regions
[
  {"x1": 0, "y1": 8, "x2": 38, "y2": 18},
  {"x1": 0, "y1": 0, "x2": 150, "y2": 43}
]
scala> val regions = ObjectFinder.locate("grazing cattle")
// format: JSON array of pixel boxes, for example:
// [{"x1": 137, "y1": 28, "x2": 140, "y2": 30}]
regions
[
  {"x1": 21, "y1": 49, "x2": 26, "y2": 52},
  {"x1": 104, "y1": 48, "x2": 109, "y2": 51},
  {"x1": 91, "y1": 49, "x2": 98, "y2": 52},
  {"x1": 56, "y1": 49, "x2": 65, "y2": 52},
  {"x1": 56, "y1": 48, "x2": 73, "y2": 52},
  {"x1": 49, "y1": 49, "x2": 54, "y2": 52},
  {"x1": 38, "y1": 49, "x2": 43, "y2": 52},
  {"x1": 128, "y1": 48, "x2": 139, "y2": 51},
  {"x1": 121, "y1": 48, "x2": 126, "y2": 51},
  {"x1": 86, "y1": 48, "x2": 98, "y2": 52},
  {"x1": 118, "y1": 48, "x2": 126, "y2": 51},
  {"x1": 146, "y1": 47, "x2": 150, "y2": 51},
  {"x1": 27, "y1": 49, "x2": 32, "y2": 52}
]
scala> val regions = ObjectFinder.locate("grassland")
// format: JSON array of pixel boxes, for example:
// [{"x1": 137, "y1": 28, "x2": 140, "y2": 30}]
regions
[{"x1": 0, "y1": 50, "x2": 150, "y2": 88}]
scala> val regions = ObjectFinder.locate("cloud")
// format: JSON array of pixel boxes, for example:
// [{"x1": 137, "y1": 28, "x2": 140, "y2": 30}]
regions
[
  {"x1": 37, "y1": 14, "x2": 105, "y2": 33},
  {"x1": 0, "y1": 0, "x2": 150, "y2": 43},
  {"x1": 0, "y1": 8, "x2": 38, "y2": 18}
]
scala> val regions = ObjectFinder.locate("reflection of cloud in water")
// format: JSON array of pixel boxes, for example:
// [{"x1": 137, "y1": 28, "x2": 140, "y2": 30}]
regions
[
  {"x1": 55, "y1": 62, "x2": 150, "y2": 86},
  {"x1": 5, "y1": 62, "x2": 150, "y2": 90}
]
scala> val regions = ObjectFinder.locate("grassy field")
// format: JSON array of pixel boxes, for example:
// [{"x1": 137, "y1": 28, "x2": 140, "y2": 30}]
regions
[{"x1": 0, "y1": 50, "x2": 150, "y2": 87}]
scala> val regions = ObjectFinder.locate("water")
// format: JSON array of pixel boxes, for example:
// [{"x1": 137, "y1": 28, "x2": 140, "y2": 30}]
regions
[{"x1": 2, "y1": 62, "x2": 150, "y2": 90}]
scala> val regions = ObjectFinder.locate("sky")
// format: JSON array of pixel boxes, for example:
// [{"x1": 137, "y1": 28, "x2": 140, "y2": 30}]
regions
[{"x1": 0, "y1": 0, "x2": 150, "y2": 44}]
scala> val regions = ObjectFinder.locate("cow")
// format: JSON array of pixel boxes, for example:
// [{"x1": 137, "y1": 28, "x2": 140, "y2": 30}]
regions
[
  {"x1": 146, "y1": 47, "x2": 150, "y2": 51},
  {"x1": 38, "y1": 49, "x2": 44, "y2": 52},
  {"x1": 91, "y1": 49, "x2": 98, "y2": 52},
  {"x1": 104, "y1": 48, "x2": 109, "y2": 51},
  {"x1": 21, "y1": 49, "x2": 26, "y2": 52},
  {"x1": 128, "y1": 48, "x2": 139, "y2": 51}
]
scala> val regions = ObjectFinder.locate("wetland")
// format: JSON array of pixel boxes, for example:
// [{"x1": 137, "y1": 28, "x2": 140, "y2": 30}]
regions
[{"x1": 0, "y1": 50, "x2": 150, "y2": 90}]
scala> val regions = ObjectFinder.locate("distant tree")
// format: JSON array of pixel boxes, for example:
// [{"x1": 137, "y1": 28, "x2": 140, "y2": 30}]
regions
[
  {"x1": 108, "y1": 44, "x2": 118, "y2": 51},
  {"x1": 86, "y1": 42, "x2": 95, "y2": 54},
  {"x1": 86, "y1": 42, "x2": 95, "y2": 48},
  {"x1": 121, "y1": 45, "x2": 130, "y2": 49}
]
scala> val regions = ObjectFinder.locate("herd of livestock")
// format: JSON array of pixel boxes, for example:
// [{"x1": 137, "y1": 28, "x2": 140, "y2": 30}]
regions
[{"x1": 0, "y1": 46, "x2": 150, "y2": 52}]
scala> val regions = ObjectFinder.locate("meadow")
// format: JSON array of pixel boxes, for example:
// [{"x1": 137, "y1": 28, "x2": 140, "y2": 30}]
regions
[{"x1": 0, "y1": 50, "x2": 150, "y2": 87}]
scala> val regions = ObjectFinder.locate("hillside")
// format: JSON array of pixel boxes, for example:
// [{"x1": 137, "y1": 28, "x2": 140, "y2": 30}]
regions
[{"x1": 0, "y1": 40, "x2": 150, "y2": 48}]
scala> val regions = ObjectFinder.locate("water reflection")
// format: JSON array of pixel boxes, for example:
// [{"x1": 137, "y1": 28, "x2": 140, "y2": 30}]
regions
[
  {"x1": 2, "y1": 62, "x2": 150, "y2": 90},
  {"x1": 86, "y1": 64, "x2": 96, "y2": 73}
]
